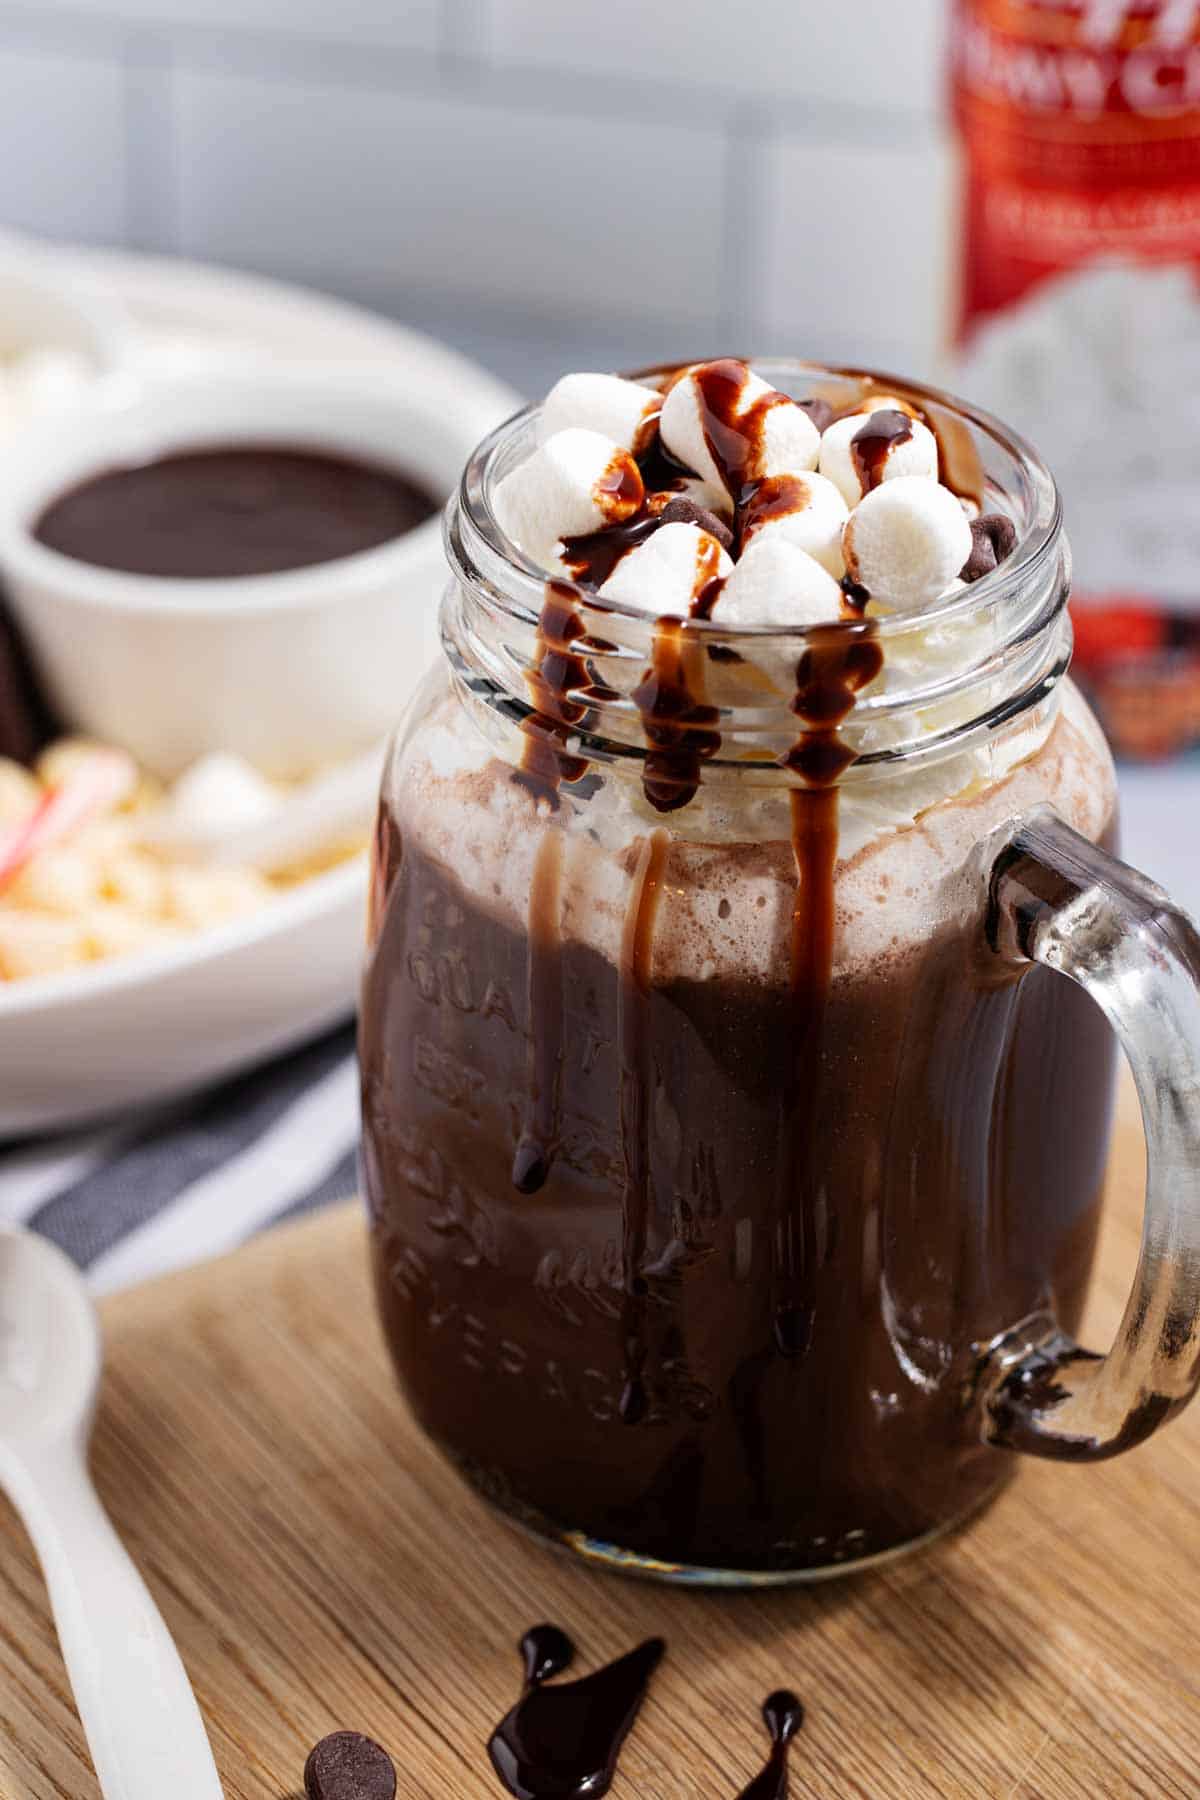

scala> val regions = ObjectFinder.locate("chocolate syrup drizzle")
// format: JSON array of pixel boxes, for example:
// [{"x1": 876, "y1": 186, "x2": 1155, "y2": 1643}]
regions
[
  {"x1": 487, "y1": 1626, "x2": 663, "y2": 1800},
  {"x1": 850, "y1": 407, "x2": 913, "y2": 494},
  {"x1": 736, "y1": 1691, "x2": 805, "y2": 1800}
]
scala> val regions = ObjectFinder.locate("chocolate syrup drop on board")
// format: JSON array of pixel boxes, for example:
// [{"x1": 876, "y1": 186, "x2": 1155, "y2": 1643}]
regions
[
  {"x1": 736, "y1": 1692, "x2": 805, "y2": 1800},
  {"x1": 850, "y1": 407, "x2": 913, "y2": 494},
  {"x1": 487, "y1": 1627, "x2": 664, "y2": 1800}
]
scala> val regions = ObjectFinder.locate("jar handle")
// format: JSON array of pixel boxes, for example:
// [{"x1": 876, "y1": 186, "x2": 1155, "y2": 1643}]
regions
[{"x1": 977, "y1": 803, "x2": 1200, "y2": 1461}]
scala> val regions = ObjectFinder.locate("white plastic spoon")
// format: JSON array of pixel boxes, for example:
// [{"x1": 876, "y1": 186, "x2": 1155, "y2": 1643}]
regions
[{"x1": 0, "y1": 1227, "x2": 224, "y2": 1799}]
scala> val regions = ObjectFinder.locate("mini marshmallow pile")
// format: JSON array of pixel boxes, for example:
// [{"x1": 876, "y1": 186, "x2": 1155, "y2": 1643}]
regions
[
  {"x1": 493, "y1": 361, "x2": 1016, "y2": 628},
  {"x1": 0, "y1": 739, "x2": 368, "y2": 982}
]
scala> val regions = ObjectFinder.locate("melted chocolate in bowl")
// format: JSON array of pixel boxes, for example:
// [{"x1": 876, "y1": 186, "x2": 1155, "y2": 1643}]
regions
[
  {"x1": 360, "y1": 363, "x2": 1118, "y2": 1576},
  {"x1": 32, "y1": 445, "x2": 438, "y2": 579}
]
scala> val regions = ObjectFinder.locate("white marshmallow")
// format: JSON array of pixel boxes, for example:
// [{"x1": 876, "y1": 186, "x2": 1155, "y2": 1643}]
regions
[
  {"x1": 818, "y1": 409, "x2": 939, "y2": 507},
  {"x1": 493, "y1": 428, "x2": 643, "y2": 569},
  {"x1": 145, "y1": 753, "x2": 281, "y2": 856},
  {"x1": 599, "y1": 522, "x2": 732, "y2": 617},
  {"x1": 842, "y1": 477, "x2": 974, "y2": 613},
  {"x1": 659, "y1": 363, "x2": 820, "y2": 494},
  {"x1": 169, "y1": 753, "x2": 280, "y2": 832},
  {"x1": 740, "y1": 471, "x2": 849, "y2": 577},
  {"x1": 753, "y1": 388, "x2": 822, "y2": 482},
  {"x1": 537, "y1": 372, "x2": 662, "y2": 453},
  {"x1": 712, "y1": 537, "x2": 843, "y2": 629}
]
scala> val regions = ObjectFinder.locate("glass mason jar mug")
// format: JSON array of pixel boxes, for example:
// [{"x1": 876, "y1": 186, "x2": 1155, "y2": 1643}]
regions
[{"x1": 360, "y1": 362, "x2": 1200, "y2": 1585}]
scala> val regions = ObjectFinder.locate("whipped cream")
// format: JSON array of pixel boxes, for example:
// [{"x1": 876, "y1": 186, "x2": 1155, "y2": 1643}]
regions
[{"x1": 396, "y1": 679, "x2": 1114, "y2": 985}]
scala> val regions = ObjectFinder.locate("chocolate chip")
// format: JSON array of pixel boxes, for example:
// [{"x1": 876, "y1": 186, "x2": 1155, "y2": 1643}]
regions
[
  {"x1": 959, "y1": 512, "x2": 1018, "y2": 583},
  {"x1": 655, "y1": 496, "x2": 734, "y2": 550},
  {"x1": 304, "y1": 1732, "x2": 396, "y2": 1800},
  {"x1": 798, "y1": 397, "x2": 835, "y2": 434}
]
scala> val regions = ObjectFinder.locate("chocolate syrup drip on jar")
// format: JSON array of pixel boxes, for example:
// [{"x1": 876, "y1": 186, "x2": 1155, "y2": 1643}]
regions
[
  {"x1": 512, "y1": 580, "x2": 612, "y2": 1195},
  {"x1": 514, "y1": 581, "x2": 595, "y2": 807},
  {"x1": 616, "y1": 829, "x2": 669, "y2": 1425},
  {"x1": 632, "y1": 618, "x2": 721, "y2": 816},
  {"x1": 850, "y1": 408, "x2": 912, "y2": 494},
  {"x1": 736, "y1": 1691, "x2": 805, "y2": 1800},
  {"x1": 487, "y1": 1626, "x2": 663, "y2": 1800},
  {"x1": 772, "y1": 623, "x2": 883, "y2": 1349}
]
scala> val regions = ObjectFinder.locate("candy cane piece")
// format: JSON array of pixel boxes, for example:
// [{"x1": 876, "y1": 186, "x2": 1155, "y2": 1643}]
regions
[{"x1": 0, "y1": 750, "x2": 138, "y2": 893}]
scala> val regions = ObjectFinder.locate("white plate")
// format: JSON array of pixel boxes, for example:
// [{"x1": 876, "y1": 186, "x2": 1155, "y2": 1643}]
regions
[
  {"x1": 0, "y1": 248, "x2": 519, "y2": 1138},
  {"x1": 0, "y1": 860, "x2": 364, "y2": 1137}
]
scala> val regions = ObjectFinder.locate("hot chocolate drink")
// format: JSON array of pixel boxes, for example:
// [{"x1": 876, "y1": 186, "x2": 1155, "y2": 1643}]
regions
[
  {"x1": 361, "y1": 689, "x2": 1115, "y2": 1571},
  {"x1": 360, "y1": 359, "x2": 1126, "y2": 1578}
]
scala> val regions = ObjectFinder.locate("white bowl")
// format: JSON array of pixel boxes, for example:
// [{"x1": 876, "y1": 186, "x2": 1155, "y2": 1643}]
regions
[
  {"x1": 0, "y1": 358, "x2": 518, "y2": 778},
  {"x1": 0, "y1": 231, "x2": 132, "y2": 376},
  {"x1": 0, "y1": 854, "x2": 366, "y2": 1137}
]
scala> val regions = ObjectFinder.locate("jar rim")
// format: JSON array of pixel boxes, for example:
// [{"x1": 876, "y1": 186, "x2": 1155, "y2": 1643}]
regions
[
  {"x1": 448, "y1": 356, "x2": 1063, "y2": 646},
  {"x1": 442, "y1": 357, "x2": 1071, "y2": 790}
]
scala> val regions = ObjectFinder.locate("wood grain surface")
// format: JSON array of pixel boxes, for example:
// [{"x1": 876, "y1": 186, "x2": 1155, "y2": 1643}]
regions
[{"x1": 0, "y1": 1077, "x2": 1196, "y2": 1800}]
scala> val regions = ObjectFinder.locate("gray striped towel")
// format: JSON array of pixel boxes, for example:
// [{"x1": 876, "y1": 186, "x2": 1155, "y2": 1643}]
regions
[{"x1": 0, "y1": 1024, "x2": 360, "y2": 1293}]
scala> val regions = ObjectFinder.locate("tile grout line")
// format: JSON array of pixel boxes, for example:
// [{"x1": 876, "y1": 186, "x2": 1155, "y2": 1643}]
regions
[{"x1": 0, "y1": 2, "x2": 936, "y2": 147}]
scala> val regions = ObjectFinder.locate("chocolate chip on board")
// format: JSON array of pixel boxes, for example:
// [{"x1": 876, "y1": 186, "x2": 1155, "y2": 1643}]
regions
[
  {"x1": 654, "y1": 496, "x2": 735, "y2": 550},
  {"x1": 303, "y1": 1732, "x2": 396, "y2": 1800},
  {"x1": 959, "y1": 511, "x2": 1018, "y2": 583}
]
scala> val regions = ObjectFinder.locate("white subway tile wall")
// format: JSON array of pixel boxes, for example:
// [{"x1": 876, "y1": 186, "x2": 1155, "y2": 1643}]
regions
[
  {"x1": 0, "y1": 41, "x2": 128, "y2": 245},
  {"x1": 0, "y1": 0, "x2": 951, "y2": 389},
  {"x1": 758, "y1": 137, "x2": 953, "y2": 374},
  {"x1": 5, "y1": 0, "x2": 441, "y2": 49},
  {"x1": 173, "y1": 69, "x2": 729, "y2": 326},
  {"x1": 487, "y1": 0, "x2": 945, "y2": 118}
]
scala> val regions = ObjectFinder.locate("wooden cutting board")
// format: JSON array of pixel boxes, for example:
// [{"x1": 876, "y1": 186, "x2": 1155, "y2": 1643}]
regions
[{"x1": 0, "y1": 1077, "x2": 1196, "y2": 1800}]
